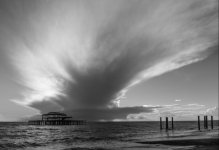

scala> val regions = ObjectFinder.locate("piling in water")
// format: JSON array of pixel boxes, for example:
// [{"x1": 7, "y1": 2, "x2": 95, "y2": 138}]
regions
[
  {"x1": 211, "y1": 116, "x2": 213, "y2": 129},
  {"x1": 171, "y1": 117, "x2": 174, "y2": 130},
  {"x1": 160, "y1": 117, "x2": 162, "y2": 130},
  {"x1": 198, "y1": 116, "x2": 200, "y2": 131},
  {"x1": 206, "y1": 116, "x2": 208, "y2": 129},
  {"x1": 166, "y1": 117, "x2": 168, "y2": 130}
]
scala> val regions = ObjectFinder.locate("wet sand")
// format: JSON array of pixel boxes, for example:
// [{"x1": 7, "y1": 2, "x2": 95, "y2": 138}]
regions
[
  {"x1": 138, "y1": 137, "x2": 218, "y2": 145},
  {"x1": 136, "y1": 129, "x2": 219, "y2": 150}
]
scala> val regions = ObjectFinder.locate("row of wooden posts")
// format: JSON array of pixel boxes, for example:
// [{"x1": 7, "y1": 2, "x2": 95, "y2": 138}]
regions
[
  {"x1": 160, "y1": 117, "x2": 174, "y2": 130},
  {"x1": 197, "y1": 115, "x2": 214, "y2": 130},
  {"x1": 160, "y1": 116, "x2": 214, "y2": 131}
]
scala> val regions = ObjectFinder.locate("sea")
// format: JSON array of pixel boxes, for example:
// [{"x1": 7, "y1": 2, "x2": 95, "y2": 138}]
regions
[{"x1": 0, "y1": 121, "x2": 218, "y2": 150}]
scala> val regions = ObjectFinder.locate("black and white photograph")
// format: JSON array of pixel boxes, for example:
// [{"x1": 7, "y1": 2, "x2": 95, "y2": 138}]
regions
[{"x1": 0, "y1": 0, "x2": 218, "y2": 149}]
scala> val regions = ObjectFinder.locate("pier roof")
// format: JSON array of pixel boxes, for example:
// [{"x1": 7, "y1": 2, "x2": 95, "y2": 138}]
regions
[{"x1": 42, "y1": 112, "x2": 67, "y2": 116}]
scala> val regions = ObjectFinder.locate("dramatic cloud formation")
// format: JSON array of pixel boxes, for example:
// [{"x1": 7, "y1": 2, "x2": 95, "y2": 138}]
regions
[{"x1": 0, "y1": 0, "x2": 218, "y2": 120}]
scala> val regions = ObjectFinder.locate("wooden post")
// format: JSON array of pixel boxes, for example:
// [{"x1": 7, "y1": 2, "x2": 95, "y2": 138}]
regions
[
  {"x1": 206, "y1": 116, "x2": 208, "y2": 129},
  {"x1": 204, "y1": 116, "x2": 206, "y2": 129},
  {"x1": 166, "y1": 117, "x2": 168, "y2": 130},
  {"x1": 198, "y1": 116, "x2": 200, "y2": 131},
  {"x1": 171, "y1": 117, "x2": 174, "y2": 130},
  {"x1": 160, "y1": 117, "x2": 162, "y2": 130},
  {"x1": 211, "y1": 116, "x2": 213, "y2": 129}
]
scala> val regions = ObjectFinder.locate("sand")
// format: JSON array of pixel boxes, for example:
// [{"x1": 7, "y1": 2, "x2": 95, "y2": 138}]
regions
[
  {"x1": 135, "y1": 129, "x2": 219, "y2": 150},
  {"x1": 138, "y1": 137, "x2": 218, "y2": 145}
]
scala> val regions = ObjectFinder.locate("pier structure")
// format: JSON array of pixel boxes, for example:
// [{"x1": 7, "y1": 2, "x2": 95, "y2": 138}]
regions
[{"x1": 28, "y1": 112, "x2": 85, "y2": 125}]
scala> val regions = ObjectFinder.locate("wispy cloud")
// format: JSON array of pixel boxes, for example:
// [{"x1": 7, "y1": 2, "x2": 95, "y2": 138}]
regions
[
  {"x1": 0, "y1": 0, "x2": 217, "y2": 120},
  {"x1": 127, "y1": 104, "x2": 219, "y2": 121}
]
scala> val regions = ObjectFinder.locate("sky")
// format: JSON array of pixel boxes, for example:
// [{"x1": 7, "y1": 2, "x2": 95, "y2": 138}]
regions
[{"x1": 0, "y1": 0, "x2": 218, "y2": 121}]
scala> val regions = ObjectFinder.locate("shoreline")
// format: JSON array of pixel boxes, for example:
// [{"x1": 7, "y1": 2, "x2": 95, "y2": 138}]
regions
[
  {"x1": 136, "y1": 129, "x2": 219, "y2": 148},
  {"x1": 137, "y1": 137, "x2": 219, "y2": 146}
]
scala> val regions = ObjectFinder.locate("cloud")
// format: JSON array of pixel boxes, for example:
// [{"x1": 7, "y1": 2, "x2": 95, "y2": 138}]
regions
[
  {"x1": 127, "y1": 104, "x2": 219, "y2": 121},
  {"x1": 205, "y1": 107, "x2": 218, "y2": 116},
  {"x1": 0, "y1": 0, "x2": 217, "y2": 120},
  {"x1": 65, "y1": 106, "x2": 157, "y2": 121},
  {"x1": 27, "y1": 105, "x2": 157, "y2": 121},
  {"x1": 175, "y1": 99, "x2": 181, "y2": 102}
]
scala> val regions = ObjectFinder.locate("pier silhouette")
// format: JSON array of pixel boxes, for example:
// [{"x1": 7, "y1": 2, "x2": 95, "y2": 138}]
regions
[{"x1": 28, "y1": 112, "x2": 85, "y2": 125}]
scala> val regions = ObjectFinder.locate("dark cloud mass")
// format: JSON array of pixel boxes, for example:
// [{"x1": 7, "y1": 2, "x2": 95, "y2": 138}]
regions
[
  {"x1": 66, "y1": 106, "x2": 156, "y2": 121},
  {"x1": 0, "y1": 0, "x2": 218, "y2": 120}
]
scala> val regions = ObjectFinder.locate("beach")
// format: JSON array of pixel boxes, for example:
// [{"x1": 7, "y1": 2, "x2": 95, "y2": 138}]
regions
[
  {"x1": 0, "y1": 121, "x2": 218, "y2": 150},
  {"x1": 136, "y1": 129, "x2": 219, "y2": 150}
]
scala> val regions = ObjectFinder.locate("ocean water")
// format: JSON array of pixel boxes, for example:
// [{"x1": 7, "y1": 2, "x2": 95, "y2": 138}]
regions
[{"x1": 0, "y1": 121, "x2": 218, "y2": 150}]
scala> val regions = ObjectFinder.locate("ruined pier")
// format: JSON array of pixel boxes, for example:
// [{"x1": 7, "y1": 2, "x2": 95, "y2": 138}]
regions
[{"x1": 28, "y1": 112, "x2": 86, "y2": 125}]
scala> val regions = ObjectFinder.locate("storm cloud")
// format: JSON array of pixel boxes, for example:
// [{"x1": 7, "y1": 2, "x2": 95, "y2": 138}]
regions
[{"x1": 0, "y1": 0, "x2": 218, "y2": 120}]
